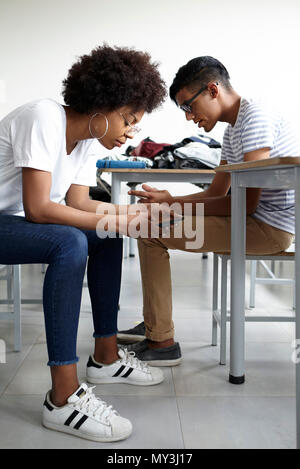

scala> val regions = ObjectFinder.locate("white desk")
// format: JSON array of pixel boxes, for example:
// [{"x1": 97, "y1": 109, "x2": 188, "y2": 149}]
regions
[
  {"x1": 215, "y1": 156, "x2": 300, "y2": 448},
  {"x1": 101, "y1": 168, "x2": 215, "y2": 256}
]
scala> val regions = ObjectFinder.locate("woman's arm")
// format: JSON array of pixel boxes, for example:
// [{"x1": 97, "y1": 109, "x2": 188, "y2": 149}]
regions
[
  {"x1": 22, "y1": 168, "x2": 160, "y2": 235},
  {"x1": 22, "y1": 168, "x2": 130, "y2": 231},
  {"x1": 65, "y1": 184, "x2": 130, "y2": 216}
]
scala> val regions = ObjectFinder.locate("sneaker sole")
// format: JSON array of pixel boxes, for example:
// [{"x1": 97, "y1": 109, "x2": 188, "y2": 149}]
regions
[
  {"x1": 43, "y1": 420, "x2": 132, "y2": 443},
  {"x1": 86, "y1": 375, "x2": 164, "y2": 386},
  {"x1": 143, "y1": 357, "x2": 182, "y2": 367},
  {"x1": 117, "y1": 333, "x2": 146, "y2": 343}
]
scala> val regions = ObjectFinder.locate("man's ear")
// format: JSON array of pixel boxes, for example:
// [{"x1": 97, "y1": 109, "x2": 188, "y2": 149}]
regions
[{"x1": 208, "y1": 82, "x2": 219, "y2": 98}]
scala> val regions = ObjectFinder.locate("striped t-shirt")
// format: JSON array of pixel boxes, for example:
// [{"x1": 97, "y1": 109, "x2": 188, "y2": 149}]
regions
[{"x1": 221, "y1": 97, "x2": 300, "y2": 234}]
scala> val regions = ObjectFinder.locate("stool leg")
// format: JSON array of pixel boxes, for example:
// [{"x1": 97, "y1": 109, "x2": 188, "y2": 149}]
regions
[
  {"x1": 271, "y1": 260, "x2": 275, "y2": 274},
  {"x1": 220, "y1": 257, "x2": 228, "y2": 365},
  {"x1": 212, "y1": 253, "x2": 218, "y2": 346},
  {"x1": 13, "y1": 265, "x2": 21, "y2": 352},
  {"x1": 249, "y1": 260, "x2": 257, "y2": 308},
  {"x1": 123, "y1": 237, "x2": 129, "y2": 259},
  {"x1": 7, "y1": 265, "x2": 13, "y2": 300},
  {"x1": 293, "y1": 263, "x2": 296, "y2": 310}
]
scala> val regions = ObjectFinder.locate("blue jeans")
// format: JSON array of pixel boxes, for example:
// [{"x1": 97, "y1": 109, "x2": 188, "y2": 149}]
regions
[{"x1": 0, "y1": 215, "x2": 123, "y2": 366}]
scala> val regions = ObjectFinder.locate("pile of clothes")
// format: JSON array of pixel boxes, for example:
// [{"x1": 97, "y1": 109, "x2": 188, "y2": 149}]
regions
[
  {"x1": 125, "y1": 134, "x2": 222, "y2": 170},
  {"x1": 91, "y1": 134, "x2": 222, "y2": 200}
]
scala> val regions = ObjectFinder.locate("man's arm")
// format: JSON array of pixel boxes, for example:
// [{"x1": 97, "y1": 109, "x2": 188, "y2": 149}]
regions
[
  {"x1": 174, "y1": 160, "x2": 232, "y2": 202},
  {"x1": 129, "y1": 149, "x2": 269, "y2": 216},
  {"x1": 181, "y1": 148, "x2": 269, "y2": 216},
  {"x1": 128, "y1": 161, "x2": 231, "y2": 205}
]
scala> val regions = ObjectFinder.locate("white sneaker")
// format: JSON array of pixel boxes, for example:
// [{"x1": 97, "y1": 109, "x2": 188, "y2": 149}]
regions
[
  {"x1": 86, "y1": 348, "x2": 164, "y2": 386},
  {"x1": 42, "y1": 383, "x2": 132, "y2": 442}
]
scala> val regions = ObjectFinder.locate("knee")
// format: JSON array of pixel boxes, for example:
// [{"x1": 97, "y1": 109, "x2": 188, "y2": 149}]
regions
[
  {"x1": 90, "y1": 233, "x2": 123, "y2": 256},
  {"x1": 54, "y1": 226, "x2": 88, "y2": 266},
  {"x1": 138, "y1": 237, "x2": 165, "y2": 249},
  {"x1": 102, "y1": 235, "x2": 123, "y2": 250},
  {"x1": 107, "y1": 236, "x2": 123, "y2": 256}
]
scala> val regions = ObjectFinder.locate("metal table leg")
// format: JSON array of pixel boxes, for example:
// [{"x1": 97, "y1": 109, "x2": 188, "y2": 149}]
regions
[
  {"x1": 110, "y1": 174, "x2": 129, "y2": 258},
  {"x1": 111, "y1": 173, "x2": 121, "y2": 205},
  {"x1": 212, "y1": 253, "x2": 218, "y2": 347},
  {"x1": 295, "y1": 167, "x2": 300, "y2": 448},
  {"x1": 229, "y1": 173, "x2": 246, "y2": 384}
]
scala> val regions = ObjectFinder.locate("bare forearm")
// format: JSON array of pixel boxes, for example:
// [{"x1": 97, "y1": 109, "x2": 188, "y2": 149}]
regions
[
  {"x1": 68, "y1": 199, "x2": 131, "y2": 216},
  {"x1": 174, "y1": 195, "x2": 232, "y2": 216},
  {"x1": 69, "y1": 198, "x2": 146, "y2": 217},
  {"x1": 172, "y1": 188, "x2": 211, "y2": 203},
  {"x1": 201, "y1": 195, "x2": 231, "y2": 216},
  {"x1": 26, "y1": 200, "x2": 118, "y2": 231},
  {"x1": 174, "y1": 193, "x2": 257, "y2": 216}
]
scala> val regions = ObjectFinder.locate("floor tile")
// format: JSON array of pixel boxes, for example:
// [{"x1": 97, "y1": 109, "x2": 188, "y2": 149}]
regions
[
  {"x1": 177, "y1": 396, "x2": 295, "y2": 449},
  {"x1": 4, "y1": 339, "x2": 175, "y2": 398},
  {"x1": 0, "y1": 320, "x2": 43, "y2": 397},
  {"x1": 172, "y1": 341, "x2": 295, "y2": 397},
  {"x1": 0, "y1": 251, "x2": 297, "y2": 449},
  {"x1": 0, "y1": 394, "x2": 184, "y2": 449}
]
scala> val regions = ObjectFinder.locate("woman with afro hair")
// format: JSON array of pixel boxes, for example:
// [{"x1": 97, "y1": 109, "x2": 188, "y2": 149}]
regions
[{"x1": 0, "y1": 44, "x2": 167, "y2": 443}]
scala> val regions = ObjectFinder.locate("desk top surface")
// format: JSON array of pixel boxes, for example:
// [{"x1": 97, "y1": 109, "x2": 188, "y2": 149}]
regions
[
  {"x1": 101, "y1": 168, "x2": 215, "y2": 174},
  {"x1": 215, "y1": 156, "x2": 300, "y2": 172}
]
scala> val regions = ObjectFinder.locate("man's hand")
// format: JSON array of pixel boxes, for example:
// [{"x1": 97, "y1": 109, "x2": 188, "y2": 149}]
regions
[{"x1": 128, "y1": 184, "x2": 173, "y2": 204}]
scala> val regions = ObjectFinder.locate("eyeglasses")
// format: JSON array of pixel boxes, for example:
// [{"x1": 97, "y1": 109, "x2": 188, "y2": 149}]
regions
[
  {"x1": 120, "y1": 113, "x2": 141, "y2": 135},
  {"x1": 179, "y1": 82, "x2": 218, "y2": 114}
]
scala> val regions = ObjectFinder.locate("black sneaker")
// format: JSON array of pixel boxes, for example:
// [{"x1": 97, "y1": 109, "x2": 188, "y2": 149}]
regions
[
  {"x1": 123, "y1": 339, "x2": 182, "y2": 367},
  {"x1": 117, "y1": 321, "x2": 146, "y2": 344}
]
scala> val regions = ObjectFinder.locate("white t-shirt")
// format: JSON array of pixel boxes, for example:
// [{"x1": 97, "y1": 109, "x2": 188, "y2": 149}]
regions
[{"x1": 0, "y1": 99, "x2": 98, "y2": 216}]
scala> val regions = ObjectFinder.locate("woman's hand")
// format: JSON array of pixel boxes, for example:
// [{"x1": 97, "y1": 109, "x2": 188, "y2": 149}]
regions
[
  {"x1": 128, "y1": 184, "x2": 173, "y2": 204},
  {"x1": 117, "y1": 202, "x2": 182, "y2": 239}
]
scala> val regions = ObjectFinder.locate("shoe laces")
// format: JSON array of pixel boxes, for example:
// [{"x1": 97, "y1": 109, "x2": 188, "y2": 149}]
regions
[
  {"x1": 121, "y1": 348, "x2": 150, "y2": 373},
  {"x1": 74, "y1": 386, "x2": 118, "y2": 424}
]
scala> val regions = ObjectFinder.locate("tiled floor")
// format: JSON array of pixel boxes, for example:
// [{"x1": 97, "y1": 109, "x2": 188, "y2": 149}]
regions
[{"x1": 0, "y1": 247, "x2": 296, "y2": 449}]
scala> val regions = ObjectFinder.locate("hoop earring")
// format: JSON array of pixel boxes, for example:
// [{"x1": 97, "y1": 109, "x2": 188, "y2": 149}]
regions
[{"x1": 89, "y1": 113, "x2": 109, "y2": 140}]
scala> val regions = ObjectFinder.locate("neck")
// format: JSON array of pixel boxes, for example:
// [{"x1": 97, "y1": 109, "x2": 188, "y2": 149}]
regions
[
  {"x1": 64, "y1": 106, "x2": 91, "y2": 146},
  {"x1": 219, "y1": 90, "x2": 241, "y2": 126}
]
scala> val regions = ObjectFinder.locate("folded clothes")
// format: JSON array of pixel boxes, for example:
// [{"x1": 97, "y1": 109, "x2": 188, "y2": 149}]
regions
[
  {"x1": 96, "y1": 160, "x2": 146, "y2": 169},
  {"x1": 173, "y1": 142, "x2": 221, "y2": 168}
]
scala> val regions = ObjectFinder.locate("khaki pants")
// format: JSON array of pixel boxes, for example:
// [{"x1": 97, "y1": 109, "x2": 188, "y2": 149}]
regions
[{"x1": 137, "y1": 215, "x2": 294, "y2": 342}]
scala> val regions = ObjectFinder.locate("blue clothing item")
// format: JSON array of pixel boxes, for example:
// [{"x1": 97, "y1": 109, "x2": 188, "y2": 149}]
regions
[
  {"x1": 0, "y1": 215, "x2": 123, "y2": 366},
  {"x1": 96, "y1": 160, "x2": 146, "y2": 169}
]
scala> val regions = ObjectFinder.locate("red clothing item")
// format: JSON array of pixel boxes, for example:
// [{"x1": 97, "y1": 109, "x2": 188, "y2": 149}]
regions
[{"x1": 130, "y1": 139, "x2": 170, "y2": 158}]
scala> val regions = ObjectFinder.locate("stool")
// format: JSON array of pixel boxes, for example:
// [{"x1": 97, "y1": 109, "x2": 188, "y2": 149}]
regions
[
  {"x1": 0, "y1": 264, "x2": 44, "y2": 352},
  {"x1": 211, "y1": 251, "x2": 295, "y2": 365},
  {"x1": 249, "y1": 258, "x2": 295, "y2": 309}
]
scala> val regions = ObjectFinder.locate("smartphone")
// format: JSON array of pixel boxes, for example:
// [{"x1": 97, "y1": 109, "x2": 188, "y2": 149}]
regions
[{"x1": 158, "y1": 217, "x2": 184, "y2": 228}]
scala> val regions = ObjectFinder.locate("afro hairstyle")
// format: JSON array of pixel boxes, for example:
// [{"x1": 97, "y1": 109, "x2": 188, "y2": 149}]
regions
[{"x1": 62, "y1": 44, "x2": 167, "y2": 114}]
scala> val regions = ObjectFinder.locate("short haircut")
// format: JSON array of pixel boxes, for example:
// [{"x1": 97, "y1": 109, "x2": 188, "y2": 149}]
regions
[
  {"x1": 170, "y1": 56, "x2": 232, "y2": 103},
  {"x1": 62, "y1": 44, "x2": 167, "y2": 114}
]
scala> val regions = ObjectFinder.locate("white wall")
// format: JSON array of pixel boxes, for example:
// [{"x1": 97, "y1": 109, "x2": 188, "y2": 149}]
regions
[{"x1": 0, "y1": 0, "x2": 300, "y2": 151}]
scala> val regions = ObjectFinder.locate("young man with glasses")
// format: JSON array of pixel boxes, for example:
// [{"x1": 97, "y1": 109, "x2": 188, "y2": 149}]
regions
[{"x1": 119, "y1": 55, "x2": 299, "y2": 366}]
